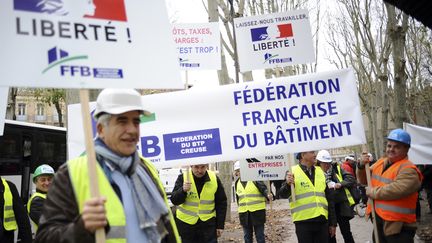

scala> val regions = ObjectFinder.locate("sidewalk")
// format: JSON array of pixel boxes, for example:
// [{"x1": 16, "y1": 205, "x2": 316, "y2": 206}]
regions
[
  {"x1": 416, "y1": 191, "x2": 432, "y2": 243},
  {"x1": 220, "y1": 194, "x2": 432, "y2": 243}
]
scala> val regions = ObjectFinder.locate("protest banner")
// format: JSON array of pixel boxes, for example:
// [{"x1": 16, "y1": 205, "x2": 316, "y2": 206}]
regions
[
  {"x1": 404, "y1": 123, "x2": 432, "y2": 165},
  {"x1": 0, "y1": 0, "x2": 182, "y2": 89},
  {"x1": 172, "y1": 22, "x2": 221, "y2": 70},
  {"x1": 234, "y1": 9, "x2": 315, "y2": 72},
  {"x1": 0, "y1": 88, "x2": 8, "y2": 136},
  {"x1": 69, "y1": 68, "x2": 366, "y2": 169},
  {"x1": 238, "y1": 155, "x2": 289, "y2": 181}
]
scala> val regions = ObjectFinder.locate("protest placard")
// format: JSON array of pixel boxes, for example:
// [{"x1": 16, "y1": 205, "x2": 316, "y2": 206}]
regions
[
  {"x1": 0, "y1": 0, "x2": 182, "y2": 89},
  {"x1": 234, "y1": 9, "x2": 315, "y2": 72},
  {"x1": 238, "y1": 155, "x2": 289, "y2": 181},
  {"x1": 172, "y1": 22, "x2": 221, "y2": 70}
]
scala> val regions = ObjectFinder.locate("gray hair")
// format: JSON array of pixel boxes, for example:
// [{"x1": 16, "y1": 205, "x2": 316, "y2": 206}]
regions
[{"x1": 96, "y1": 113, "x2": 112, "y2": 128}]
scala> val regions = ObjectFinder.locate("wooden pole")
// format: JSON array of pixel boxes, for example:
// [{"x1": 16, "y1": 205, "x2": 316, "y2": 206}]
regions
[
  {"x1": 265, "y1": 180, "x2": 273, "y2": 211},
  {"x1": 288, "y1": 153, "x2": 296, "y2": 202},
  {"x1": 79, "y1": 89, "x2": 105, "y2": 243},
  {"x1": 275, "y1": 68, "x2": 296, "y2": 202},
  {"x1": 184, "y1": 71, "x2": 191, "y2": 183},
  {"x1": 363, "y1": 145, "x2": 379, "y2": 243},
  {"x1": 265, "y1": 180, "x2": 274, "y2": 240}
]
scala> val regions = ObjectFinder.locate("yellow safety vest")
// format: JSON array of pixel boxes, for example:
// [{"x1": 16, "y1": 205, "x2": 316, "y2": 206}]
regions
[
  {"x1": 176, "y1": 170, "x2": 217, "y2": 224},
  {"x1": 290, "y1": 165, "x2": 328, "y2": 222},
  {"x1": 236, "y1": 181, "x2": 266, "y2": 213},
  {"x1": 335, "y1": 165, "x2": 355, "y2": 206},
  {"x1": 2, "y1": 178, "x2": 17, "y2": 231},
  {"x1": 68, "y1": 156, "x2": 181, "y2": 243},
  {"x1": 27, "y1": 192, "x2": 47, "y2": 230}
]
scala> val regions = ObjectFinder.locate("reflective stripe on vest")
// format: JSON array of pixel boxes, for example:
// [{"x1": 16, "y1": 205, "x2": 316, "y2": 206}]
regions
[
  {"x1": 236, "y1": 181, "x2": 265, "y2": 213},
  {"x1": 2, "y1": 179, "x2": 17, "y2": 231},
  {"x1": 27, "y1": 192, "x2": 47, "y2": 230},
  {"x1": 68, "y1": 156, "x2": 181, "y2": 243},
  {"x1": 177, "y1": 170, "x2": 217, "y2": 224},
  {"x1": 290, "y1": 165, "x2": 328, "y2": 222},
  {"x1": 336, "y1": 165, "x2": 355, "y2": 206},
  {"x1": 366, "y1": 158, "x2": 422, "y2": 223}
]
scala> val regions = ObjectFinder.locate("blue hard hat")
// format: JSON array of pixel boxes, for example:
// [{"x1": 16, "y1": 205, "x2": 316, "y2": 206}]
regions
[{"x1": 387, "y1": 129, "x2": 411, "y2": 146}]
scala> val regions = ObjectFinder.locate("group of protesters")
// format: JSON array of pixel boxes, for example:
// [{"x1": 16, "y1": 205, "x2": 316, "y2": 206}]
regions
[{"x1": 1, "y1": 88, "x2": 430, "y2": 243}]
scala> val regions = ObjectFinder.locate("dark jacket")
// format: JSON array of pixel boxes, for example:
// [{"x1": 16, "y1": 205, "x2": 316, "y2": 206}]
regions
[
  {"x1": 234, "y1": 180, "x2": 270, "y2": 226},
  {"x1": 278, "y1": 164, "x2": 337, "y2": 226},
  {"x1": 35, "y1": 160, "x2": 179, "y2": 243},
  {"x1": 170, "y1": 172, "x2": 227, "y2": 238},
  {"x1": 327, "y1": 164, "x2": 356, "y2": 218},
  {"x1": 0, "y1": 178, "x2": 32, "y2": 243},
  {"x1": 28, "y1": 190, "x2": 47, "y2": 225},
  {"x1": 420, "y1": 165, "x2": 432, "y2": 189}
]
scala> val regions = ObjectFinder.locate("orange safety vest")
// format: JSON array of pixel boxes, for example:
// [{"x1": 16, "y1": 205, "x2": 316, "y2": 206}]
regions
[{"x1": 366, "y1": 158, "x2": 422, "y2": 223}]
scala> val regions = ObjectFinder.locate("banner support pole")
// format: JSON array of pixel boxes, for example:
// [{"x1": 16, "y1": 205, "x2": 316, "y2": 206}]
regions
[{"x1": 79, "y1": 89, "x2": 105, "y2": 243}]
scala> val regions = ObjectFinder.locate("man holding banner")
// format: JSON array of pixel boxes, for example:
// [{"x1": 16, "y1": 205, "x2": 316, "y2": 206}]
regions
[
  {"x1": 171, "y1": 164, "x2": 227, "y2": 243},
  {"x1": 279, "y1": 151, "x2": 337, "y2": 243},
  {"x1": 35, "y1": 89, "x2": 180, "y2": 243},
  {"x1": 357, "y1": 129, "x2": 422, "y2": 243}
]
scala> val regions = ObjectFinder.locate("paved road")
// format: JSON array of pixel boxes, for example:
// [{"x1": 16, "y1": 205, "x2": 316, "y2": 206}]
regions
[{"x1": 221, "y1": 197, "x2": 431, "y2": 243}]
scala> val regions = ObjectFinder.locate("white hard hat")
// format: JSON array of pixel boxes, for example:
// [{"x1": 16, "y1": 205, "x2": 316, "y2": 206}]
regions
[
  {"x1": 345, "y1": 156, "x2": 355, "y2": 161},
  {"x1": 316, "y1": 150, "x2": 332, "y2": 163},
  {"x1": 234, "y1": 161, "x2": 240, "y2": 170},
  {"x1": 367, "y1": 153, "x2": 373, "y2": 161},
  {"x1": 93, "y1": 89, "x2": 150, "y2": 118}
]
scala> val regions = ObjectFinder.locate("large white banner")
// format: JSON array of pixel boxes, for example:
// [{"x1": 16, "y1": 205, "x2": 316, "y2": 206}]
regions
[
  {"x1": 239, "y1": 155, "x2": 289, "y2": 181},
  {"x1": 234, "y1": 9, "x2": 315, "y2": 72},
  {"x1": 405, "y1": 123, "x2": 432, "y2": 165},
  {"x1": 0, "y1": 0, "x2": 182, "y2": 89},
  {"x1": 68, "y1": 68, "x2": 366, "y2": 168},
  {"x1": 172, "y1": 23, "x2": 221, "y2": 70},
  {"x1": 0, "y1": 87, "x2": 8, "y2": 136}
]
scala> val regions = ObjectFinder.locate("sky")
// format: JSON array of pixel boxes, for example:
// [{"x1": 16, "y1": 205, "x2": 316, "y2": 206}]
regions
[{"x1": 164, "y1": 0, "x2": 336, "y2": 89}]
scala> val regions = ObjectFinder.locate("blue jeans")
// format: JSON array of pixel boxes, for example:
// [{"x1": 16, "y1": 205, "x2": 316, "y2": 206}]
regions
[{"x1": 242, "y1": 224, "x2": 265, "y2": 243}]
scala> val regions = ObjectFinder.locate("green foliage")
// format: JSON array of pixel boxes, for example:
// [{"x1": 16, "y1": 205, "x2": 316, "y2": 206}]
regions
[{"x1": 33, "y1": 88, "x2": 65, "y2": 106}]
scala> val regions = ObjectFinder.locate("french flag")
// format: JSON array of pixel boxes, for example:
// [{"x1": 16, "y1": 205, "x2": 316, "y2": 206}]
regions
[
  {"x1": 251, "y1": 24, "x2": 293, "y2": 42},
  {"x1": 13, "y1": 0, "x2": 127, "y2": 22}
]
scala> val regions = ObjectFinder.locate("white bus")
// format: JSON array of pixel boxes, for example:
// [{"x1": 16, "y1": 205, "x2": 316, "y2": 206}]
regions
[{"x1": 0, "y1": 120, "x2": 66, "y2": 203}]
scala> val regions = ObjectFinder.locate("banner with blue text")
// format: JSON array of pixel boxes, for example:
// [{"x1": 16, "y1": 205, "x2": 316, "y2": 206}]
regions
[{"x1": 68, "y1": 68, "x2": 366, "y2": 168}]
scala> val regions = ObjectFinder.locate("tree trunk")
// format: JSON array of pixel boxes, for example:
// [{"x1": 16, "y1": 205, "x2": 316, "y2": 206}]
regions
[
  {"x1": 7, "y1": 88, "x2": 18, "y2": 120},
  {"x1": 54, "y1": 102, "x2": 63, "y2": 127},
  {"x1": 386, "y1": 4, "x2": 408, "y2": 127},
  {"x1": 380, "y1": 74, "x2": 389, "y2": 155},
  {"x1": 209, "y1": 0, "x2": 232, "y2": 221}
]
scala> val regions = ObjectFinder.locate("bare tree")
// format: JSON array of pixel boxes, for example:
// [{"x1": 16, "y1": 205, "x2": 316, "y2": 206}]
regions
[
  {"x1": 404, "y1": 20, "x2": 432, "y2": 127},
  {"x1": 326, "y1": 0, "x2": 392, "y2": 156}
]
